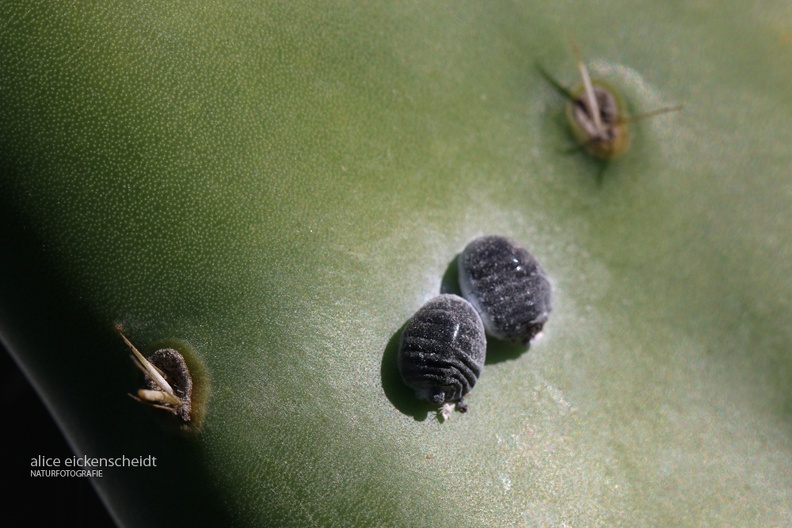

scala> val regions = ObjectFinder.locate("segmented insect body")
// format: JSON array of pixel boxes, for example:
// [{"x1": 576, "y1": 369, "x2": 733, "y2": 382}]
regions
[
  {"x1": 398, "y1": 294, "x2": 486, "y2": 413},
  {"x1": 458, "y1": 235, "x2": 552, "y2": 344}
]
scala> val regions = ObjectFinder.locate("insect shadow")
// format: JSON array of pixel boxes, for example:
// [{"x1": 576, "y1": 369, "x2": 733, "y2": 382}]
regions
[
  {"x1": 382, "y1": 253, "x2": 533, "y2": 419},
  {"x1": 380, "y1": 319, "x2": 438, "y2": 421}
]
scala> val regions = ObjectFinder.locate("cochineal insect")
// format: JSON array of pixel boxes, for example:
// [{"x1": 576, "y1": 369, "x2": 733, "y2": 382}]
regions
[
  {"x1": 398, "y1": 294, "x2": 487, "y2": 418},
  {"x1": 458, "y1": 235, "x2": 552, "y2": 344}
]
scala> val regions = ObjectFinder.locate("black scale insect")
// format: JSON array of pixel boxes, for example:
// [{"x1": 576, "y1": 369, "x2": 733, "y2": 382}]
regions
[
  {"x1": 458, "y1": 235, "x2": 552, "y2": 344},
  {"x1": 398, "y1": 294, "x2": 486, "y2": 417}
]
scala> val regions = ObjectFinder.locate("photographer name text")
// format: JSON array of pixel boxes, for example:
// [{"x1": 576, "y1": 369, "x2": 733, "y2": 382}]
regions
[{"x1": 30, "y1": 455, "x2": 157, "y2": 478}]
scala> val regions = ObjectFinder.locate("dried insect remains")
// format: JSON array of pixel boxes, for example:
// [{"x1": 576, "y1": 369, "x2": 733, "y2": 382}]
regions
[
  {"x1": 539, "y1": 39, "x2": 682, "y2": 160},
  {"x1": 120, "y1": 332, "x2": 193, "y2": 423}
]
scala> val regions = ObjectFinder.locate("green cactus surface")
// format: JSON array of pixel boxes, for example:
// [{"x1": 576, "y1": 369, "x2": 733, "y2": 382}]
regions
[{"x1": 1, "y1": 1, "x2": 791, "y2": 526}]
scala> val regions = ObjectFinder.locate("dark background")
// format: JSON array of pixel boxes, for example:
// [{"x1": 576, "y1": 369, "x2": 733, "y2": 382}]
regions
[{"x1": 1, "y1": 341, "x2": 115, "y2": 527}]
